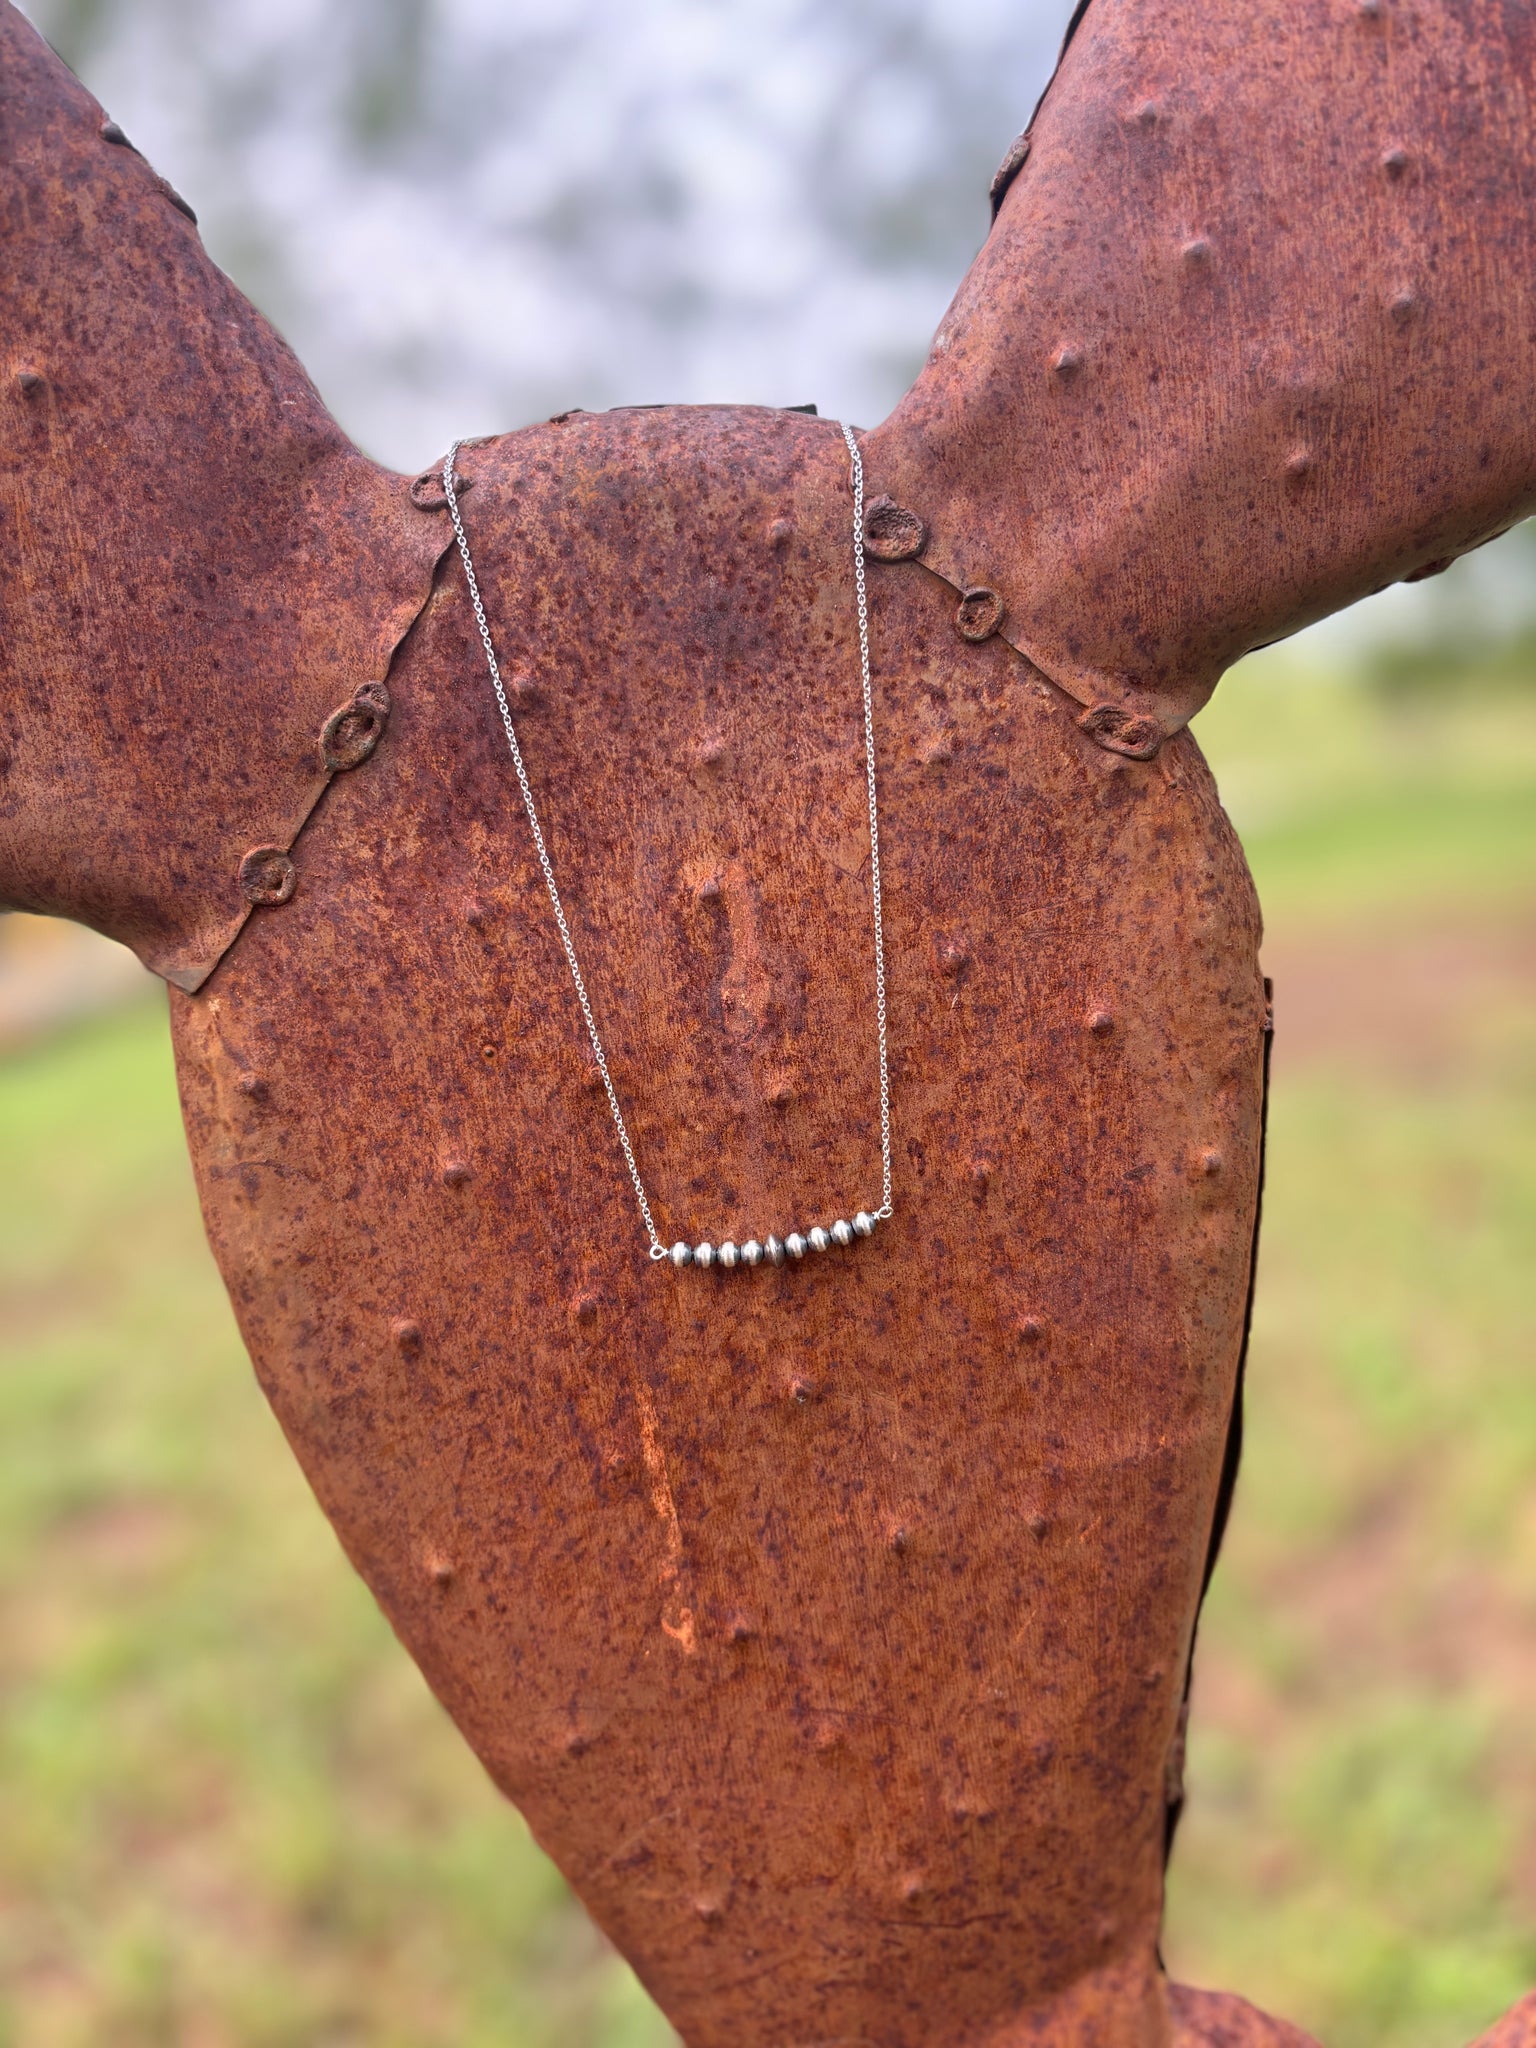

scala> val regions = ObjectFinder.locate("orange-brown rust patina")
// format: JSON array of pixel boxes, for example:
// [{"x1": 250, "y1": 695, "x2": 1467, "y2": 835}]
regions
[{"x1": 3, "y1": 3, "x2": 1535, "y2": 2044}]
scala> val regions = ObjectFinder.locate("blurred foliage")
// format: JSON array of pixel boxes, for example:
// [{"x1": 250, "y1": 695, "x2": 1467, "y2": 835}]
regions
[
  {"x1": 0, "y1": 1007, "x2": 674, "y2": 2048},
  {"x1": 1, "y1": 648, "x2": 1534, "y2": 2044},
  {"x1": 1162, "y1": 649, "x2": 1536, "y2": 2047}
]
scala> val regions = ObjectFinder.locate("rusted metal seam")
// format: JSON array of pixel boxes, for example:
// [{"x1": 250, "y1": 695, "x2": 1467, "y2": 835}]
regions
[
  {"x1": 1162, "y1": 978, "x2": 1275, "y2": 1871},
  {"x1": 902, "y1": 553, "x2": 1172, "y2": 760},
  {"x1": 187, "y1": 520, "x2": 457, "y2": 993}
]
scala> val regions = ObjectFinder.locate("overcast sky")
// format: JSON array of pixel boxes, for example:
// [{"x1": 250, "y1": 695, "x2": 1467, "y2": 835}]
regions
[{"x1": 22, "y1": 0, "x2": 1534, "y2": 656}]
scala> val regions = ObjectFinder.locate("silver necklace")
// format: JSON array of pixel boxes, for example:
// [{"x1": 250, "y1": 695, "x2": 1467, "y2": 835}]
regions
[{"x1": 442, "y1": 422, "x2": 892, "y2": 1273}]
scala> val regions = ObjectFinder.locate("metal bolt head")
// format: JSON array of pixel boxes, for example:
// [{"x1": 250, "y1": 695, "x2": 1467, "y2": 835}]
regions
[
  {"x1": 410, "y1": 466, "x2": 470, "y2": 511},
  {"x1": 237, "y1": 845, "x2": 296, "y2": 906},
  {"x1": 861, "y1": 494, "x2": 927, "y2": 562},
  {"x1": 955, "y1": 586, "x2": 1005, "y2": 642}
]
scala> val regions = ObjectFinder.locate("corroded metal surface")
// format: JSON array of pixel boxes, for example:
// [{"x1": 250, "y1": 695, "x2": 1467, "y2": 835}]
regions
[
  {"x1": 869, "y1": 0, "x2": 1536, "y2": 757},
  {"x1": 4, "y1": 0, "x2": 1536, "y2": 2043},
  {"x1": 172, "y1": 406, "x2": 1269, "y2": 2045},
  {"x1": 0, "y1": 5, "x2": 445, "y2": 990}
]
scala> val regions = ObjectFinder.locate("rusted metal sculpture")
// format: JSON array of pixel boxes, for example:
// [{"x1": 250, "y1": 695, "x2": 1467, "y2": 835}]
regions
[{"x1": 3, "y1": 0, "x2": 1535, "y2": 2041}]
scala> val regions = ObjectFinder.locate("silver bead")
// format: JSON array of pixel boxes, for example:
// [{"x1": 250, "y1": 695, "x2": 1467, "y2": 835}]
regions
[
  {"x1": 807, "y1": 1226, "x2": 830, "y2": 1254},
  {"x1": 766, "y1": 1235, "x2": 786, "y2": 1266},
  {"x1": 669, "y1": 1240, "x2": 694, "y2": 1268},
  {"x1": 694, "y1": 1241, "x2": 716, "y2": 1269},
  {"x1": 830, "y1": 1218, "x2": 854, "y2": 1248},
  {"x1": 853, "y1": 1211, "x2": 876, "y2": 1237},
  {"x1": 718, "y1": 1241, "x2": 739, "y2": 1269},
  {"x1": 785, "y1": 1232, "x2": 807, "y2": 1260},
  {"x1": 741, "y1": 1239, "x2": 763, "y2": 1267}
]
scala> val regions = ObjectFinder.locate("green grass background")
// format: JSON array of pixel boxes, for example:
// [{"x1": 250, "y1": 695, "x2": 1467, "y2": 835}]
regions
[{"x1": 2, "y1": 649, "x2": 1534, "y2": 2046}]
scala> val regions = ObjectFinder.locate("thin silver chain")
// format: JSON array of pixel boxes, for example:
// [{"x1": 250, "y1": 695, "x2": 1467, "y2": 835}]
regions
[
  {"x1": 843, "y1": 422, "x2": 895, "y2": 1223},
  {"x1": 441, "y1": 424, "x2": 893, "y2": 1264}
]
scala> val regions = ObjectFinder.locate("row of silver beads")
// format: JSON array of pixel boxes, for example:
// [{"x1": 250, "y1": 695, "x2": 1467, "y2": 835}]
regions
[
  {"x1": 442, "y1": 422, "x2": 892, "y2": 1269},
  {"x1": 668, "y1": 1211, "x2": 879, "y2": 1271}
]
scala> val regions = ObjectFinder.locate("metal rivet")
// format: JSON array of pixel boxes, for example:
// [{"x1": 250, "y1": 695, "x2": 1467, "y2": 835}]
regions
[
  {"x1": 237, "y1": 845, "x2": 296, "y2": 906},
  {"x1": 921, "y1": 735, "x2": 953, "y2": 771},
  {"x1": 1285, "y1": 447, "x2": 1314, "y2": 481},
  {"x1": 100, "y1": 119, "x2": 132, "y2": 146},
  {"x1": 766, "y1": 1076, "x2": 794, "y2": 1109},
  {"x1": 897, "y1": 1871, "x2": 926, "y2": 1904},
  {"x1": 989, "y1": 129, "x2": 1031, "y2": 214},
  {"x1": 726, "y1": 1614, "x2": 754, "y2": 1645},
  {"x1": 1018, "y1": 1316, "x2": 1046, "y2": 1346},
  {"x1": 889, "y1": 1525, "x2": 909, "y2": 1554},
  {"x1": 235, "y1": 1072, "x2": 267, "y2": 1101},
  {"x1": 464, "y1": 896, "x2": 487, "y2": 927},
  {"x1": 391, "y1": 1318, "x2": 422, "y2": 1356},
  {"x1": 320, "y1": 681, "x2": 390, "y2": 773},
  {"x1": 692, "y1": 1895, "x2": 724, "y2": 1924},
  {"x1": 767, "y1": 517, "x2": 794, "y2": 548},
  {"x1": 697, "y1": 737, "x2": 728, "y2": 768},
  {"x1": 573, "y1": 1292, "x2": 599, "y2": 1324},
  {"x1": 15, "y1": 370, "x2": 43, "y2": 395},
  {"x1": 1087, "y1": 1009, "x2": 1115, "y2": 1035},
  {"x1": 1181, "y1": 237, "x2": 1212, "y2": 267},
  {"x1": 424, "y1": 1552, "x2": 454, "y2": 1588},
  {"x1": 697, "y1": 875, "x2": 723, "y2": 903},
  {"x1": 410, "y1": 467, "x2": 470, "y2": 511},
  {"x1": 442, "y1": 1160, "x2": 472, "y2": 1187},
  {"x1": 1200, "y1": 1148, "x2": 1224, "y2": 1176},
  {"x1": 1027, "y1": 1512, "x2": 1050, "y2": 1539},
  {"x1": 562, "y1": 1726, "x2": 590, "y2": 1758},
  {"x1": 938, "y1": 940, "x2": 971, "y2": 977},
  {"x1": 809, "y1": 1718, "x2": 843, "y2": 1752},
  {"x1": 789, "y1": 1377, "x2": 815, "y2": 1406},
  {"x1": 1135, "y1": 99, "x2": 1161, "y2": 128},
  {"x1": 969, "y1": 1160, "x2": 992, "y2": 1193},
  {"x1": 1382, "y1": 147, "x2": 1409, "y2": 179},
  {"x1": 1389, "y1": 287, "x2": 1420, "y2": 325},
  {"x1": 1053, "y1": 346, "x2": 1083, "y2": 380},
  {"x1": 1077, "y1": 702, "x2": 1162, "y2": 759},
  {"x1": 861, "y1": 495, "x2": 927, "y2": 562},
  {"x1": 480, "y1": 1042, "x2": 498, "y2": 1062},
  {"x1": 954, "y1": 586, "x2": 1004, "y2": 642}
]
